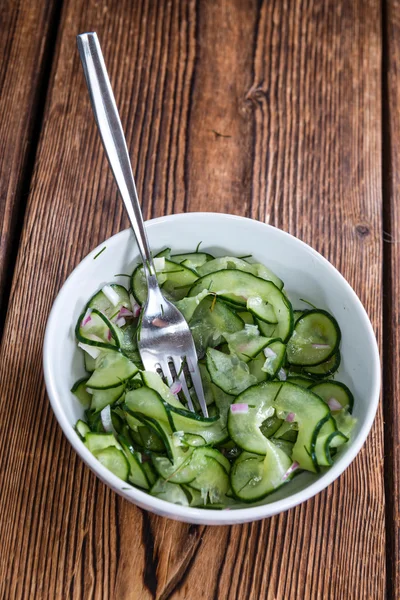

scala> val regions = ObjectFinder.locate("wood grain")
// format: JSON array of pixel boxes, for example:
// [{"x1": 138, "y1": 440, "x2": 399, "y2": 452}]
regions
[
  {"x1": 0, "y1": 0, "x2": 61, "y2": 325},
  {"x1": 0, "y1": 1, "x2": 385, "y2": 599},
  {"x1": 383, "y1": 1, "x2": 400, "y2": 598}
]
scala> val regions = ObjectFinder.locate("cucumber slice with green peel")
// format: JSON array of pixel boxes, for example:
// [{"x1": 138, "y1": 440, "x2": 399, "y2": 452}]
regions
[
  {"x1": 333, "y1": 409, "x2": 357, "y2": 439},
  {"x1": 174, "y1": 432, "x2": 207, "y2": 447},
  {"x1": 228, "y1": 383, "x2": 279, "y2": 454},
  {"x1": 75, "y1": 419, "x2": 91, "y2": 439},
  {"x1": 271, "y1": 438, "x2": 294, "y2": 457},
  {"x1": 197, "y1": 256, "x2": 283, "y2": 290},
  {"x1": 142, "y1": 461, "x2": 157, "y2": 486},
  {"x1": 170, "y1": 252, "x2": 214, "y2": 267},
  {"x1": 71, "y1": 377, "x2": 91, "y2": 408},
  {"x1": 256, "y1": 319, "x2": 276, "y2": 337},
  {"x1": 261, "y1": 340, "x2": 286, "y2": 378},
  {"x1": 86, "y1": 284, "x2": 131, "y2": 320},
  {"x1": 131, "y1": 259, "x2": 198, "y2": 304},
  {"x1": 84, "y1": 432, "x2": 122, "y2": 453},
  {"x1": 141, "y1": 371, "x2": 185, "y2": 409},
  {"x1": 86, "y1": 353, "x2": 138, "y2": 390},
  {"x1": 260, "y1": 415, "x2": 283, "y2": 438},
  {"x1": 93, "y1": 447, "x2": 130, "y2": 481},
  {"x1": 154, "y1": 247, "x2": 171, "y2": 258},
  {"x1": 206, "y1": 348, "x2": 258, "y2": 395},
  {"x1": 125, "y1": 413, "x2": 166, "y2": 452},
  {"x1": 248, "y1": 352, "x2": 269, "y2": 383},
  {"x1": 304, "y1": 350, "x2": 341, "y2": 378},
  {"x1": 76, "y1": 308, "x2": 120, "y2": 350},
  {"x1": 229, "y1": 382, "x2": 332, "y2": 472},
  {"x1": 211, "y1": 383, "x2": 234, "y2": 426},
  {"x1": 230, "y1": 442, "x2": 292, "y2": 502},
  {"x1": 84, "y1": 352, "x2": 97, "y2": 372},
  {"x1": 174, "y1": 289, "x2": 211, "y2": 321},
  {"x1": 189, "y1": 456, "x2": 230, "y2": 503},
  {"x1": 150, "y1": 479, "x2": 190, "y2": 505},
  {"x1": 293, "y1": 310, "x2": 305, "y2": 323},
  {"x1": 118, "y1": 436, "x2": 150, "y2": 489},
  {"x1": 287, "y1": 310, "x2": 341, "y2": 366},
  {"x1": 247, "y1": 296, "x2": 278, "y2": 323},
  {"x1": 273, "y1": 420, "x2": 298, "y2": 440},
  {"x1": 314, "y1": 416, "x2": 337, "y2": 466},
  {"x1": 189, "y1": 296, "x2": 244, "y2": 356},
  {"x1": 90, "y1": 385, "x2": 125, "y2": 413},
  {"x1": 287, "y1": 375, "x2": 314, "y2": 388},
  {"x1": 309, "y1": 381, "x2": 354, "y2": 413},
  {"x1": 226, "y1": 326, "x2": 272, "y2": 362},
  {"x1": 237, "y1": 311, "x2": 255, "y2": 325},
  {"x1": 189, "y1": 270, "x2": 293, "y2": 342},
  {"x1": 84, "y1": 409, "x2": 104, "y2": 433}
]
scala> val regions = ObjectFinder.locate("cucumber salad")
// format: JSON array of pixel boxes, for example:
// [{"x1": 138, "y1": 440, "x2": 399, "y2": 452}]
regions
[{"x1": 72, "y1": 247, "x2": 356, "y2": 508}]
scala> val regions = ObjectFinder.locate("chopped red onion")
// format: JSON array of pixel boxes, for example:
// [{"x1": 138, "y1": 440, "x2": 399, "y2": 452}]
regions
[
  {"x1": 102, "y1": 284, "x2": 120, "y2": 307},
  {"x1": 286, "y1": 412, "x2": 295, "y2": 422},
  {"x1": 107, "y1": 329, "x2": 112, "y2": 341},
  {"x1": 129, "y1": 294, "x2": 141, "y2": 317},
  {"x1": 82, "y1": 309, "x2": 92, "y2": 327},
  {"x1": 100, "y1": 405, "x2": 115, "y2": 433},
  {"x1": 282, "y1": 461, "x2": 300, "y2": 481},
  {"x1": 278, "y1": 368, "x2": 287, "y2": 381},
  {"x1": 119, "y1": 306, "x2": 134, "y2": 318},
  {"x1": 115, "y1": 316, "x2": 126, "y2": 328},
  {"x1": 264, "y1": 346, "x2": 277, "y2": 359},
  {"x1": 152, "y1": 317, "x2": 168, "y2": 328},
  {"x1": 230, "y1": 403, "x2": 249, "y2": 414},
  {"x1": 328, "y1": 397, "x2": 342, "y2": 411},
  {"x1": 170, "y1": 379, "x2": 182, "y2": 395},
  {"x1": 311, "y1": 343, "x2": 331, "y2": 350},
  {"x1": 78, "y1": 342, "x2": 101, "y2": 359}
]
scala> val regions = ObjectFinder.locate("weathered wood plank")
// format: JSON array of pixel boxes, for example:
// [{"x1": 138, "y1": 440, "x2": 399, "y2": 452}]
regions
[
  {"x1": 0, "y1": 1, "x2": 385, "y2": 599},
  {"x1": 383, "y1": 1, "x2": 400, "y2": 598},
  {"x1": 0, "y1": 0, "x2": 61, "y2": 324}
]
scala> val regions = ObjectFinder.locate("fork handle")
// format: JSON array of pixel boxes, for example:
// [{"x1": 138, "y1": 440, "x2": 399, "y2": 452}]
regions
[{"x1": 77, "y1": 32, "x2": 155, "y2": 279}]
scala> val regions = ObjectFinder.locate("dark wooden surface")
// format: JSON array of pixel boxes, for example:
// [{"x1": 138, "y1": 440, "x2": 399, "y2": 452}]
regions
[{"x1": 0, "y1": 1, "x2": 391, "y2": 598}]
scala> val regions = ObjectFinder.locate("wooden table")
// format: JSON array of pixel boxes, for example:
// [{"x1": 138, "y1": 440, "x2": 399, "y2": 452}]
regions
[{"x1": 0, "y1": 1, "x2": 397, "y2": 598}]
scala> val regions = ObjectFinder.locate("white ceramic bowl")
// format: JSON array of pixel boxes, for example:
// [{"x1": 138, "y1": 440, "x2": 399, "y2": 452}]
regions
[{"x1": 43, "y1": 213, "x2": 380, "y2": 525}]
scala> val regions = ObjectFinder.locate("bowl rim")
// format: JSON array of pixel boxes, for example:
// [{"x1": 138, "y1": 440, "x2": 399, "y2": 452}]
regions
[{"x1": 43, "y1": 212, "x2": 381, "y2": 525}]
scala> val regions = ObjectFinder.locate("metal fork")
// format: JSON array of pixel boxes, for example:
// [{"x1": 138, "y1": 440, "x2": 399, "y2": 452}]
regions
[{"x1": 77, "y1": 32, "x2": 208, "y2": 417}]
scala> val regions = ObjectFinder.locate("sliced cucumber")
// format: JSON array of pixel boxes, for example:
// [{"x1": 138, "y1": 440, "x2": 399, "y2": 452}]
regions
[
  {"x1": 86, "y1": 284, "x2": 131, "y2": 320},
  {"x1": 150, "y1": 479, "x2": 189, "y2": 505},
  {"x1": 86, "y1": 353, "x2": 138, "y2": 390},
  {"x1": 93, "y1": 446, "x2": 129, "y2": 481},
  {"x1": 287, "y1": 375, "x2": 314, "y2": 388},
  {"x1": 261, "y1": 340, "x2": 286, "y2": 378},
  {"x1": 90, "y1": 385, "x2": 125, "y2": 412},
  {"x1": 118, "y1": 436, "x2": 150, "y2": 489},
  {"x1": 71, "y1": 377, "x2": 91, "y2": 408},
  {"x1": 189, "y1": 270, "x2": 293, "y2": 342},
  {"x1": 228, "y1": 382, "x2": 331, "y2": 472},
  {"x1": 189, "y1": 296, "x2": 244, "y2": 356},
  {"x1": 131, "y1": 259, "x2": 198, "y2": 304},
  {"x1": 84, "y1": 432, "x2": 121, "y2": 453},
  {"x1": 230, "y1": 442, "x2": 292, "y2": 502},
  {"x1": 226, "y1": 326, "x2": 272, "y2": 362},
  {"x1": 309, "y1": 381, "x2": 354, "y2": 413},
  {"x1": 197, "y1": 256, "x2": 283, "y2": 290},
  {"x1": 75, "y1": 419, "x2": 91, "y2": 439},
  {"x1": 206, "y1": 348, "x2": 257, "y2": 395},
  {"x1": 304, "y1": 350, "x2": 341, "y2": 378},
  {"x1": 170, "y1": 252, "x2": 214, "y2": 267},
  {"x1": 76, "y1": 308, "x2": 120, "y2": 350},
  {"x1": 286, "y1": 310, "x2": 341, "y2": 366}
]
